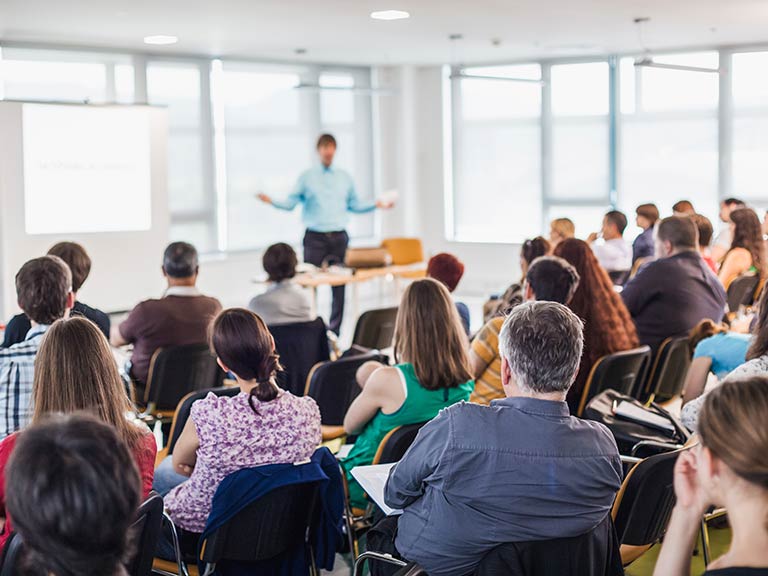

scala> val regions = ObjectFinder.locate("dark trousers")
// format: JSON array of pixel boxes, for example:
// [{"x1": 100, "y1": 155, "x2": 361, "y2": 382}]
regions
[
  {"x1": 303, "y1": 229, "x2": 349, "y2": 334},
  {"x1": 366, "y1": 515, "x2": 407, "y2": 576}
]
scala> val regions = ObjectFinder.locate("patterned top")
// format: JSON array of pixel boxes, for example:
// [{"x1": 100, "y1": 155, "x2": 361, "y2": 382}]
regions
[
  {"x1": 164, "y1": 390, "x2": 321, "y2": 532},
  {"x1": 470, "y1": 317, "x2": 505, "y2": 404},
  {"x1": 0, "y1": 325, "x2": 49, "y2": 439}
]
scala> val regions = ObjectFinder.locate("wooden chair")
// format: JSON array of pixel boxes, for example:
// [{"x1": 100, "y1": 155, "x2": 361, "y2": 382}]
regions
[{"x1": 381, "y1": 238, "x2": 424, "y2": 265}]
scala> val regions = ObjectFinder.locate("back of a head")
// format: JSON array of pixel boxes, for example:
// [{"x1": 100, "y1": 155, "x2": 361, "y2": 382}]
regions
[
  {"x1": 163, "y1": 242, "x2": 199, "y2": 279},
  {"x1": 605, "y1": 210, "x2": 628, "y2": 235},
  {"x1": 689, "y1": 213, "x2": 714, "y2": 248},
  {"x1": 672, "y1": 200, "x2": 695, "y2": 215},
  {"x1": 394, "y1": 278, "x2": 472, "y2": 391},
  {"x1": 636, "y1": 203, "x2": 660, "y2": 224},
  {"x1": 15, "y1": 255, "x2": 72, "y2": 325},
  {"x1": 550, "y1": 218, "x2": 575, "y2": 239},
  {"x1": 748, "y1": 284, "x2": 768, "y2": 361},
  {"x1": 262, "y1": 243, "x2": 298, "y2": 283},
  {"x1": 6, "y1": 414, "x2": 140, "y2": 576},
  {"x1": 521, "y1": 237, "x2": 551, "y2": 266},
  {"x1": 499, "y1": 301, "x2": 584, "y2": 395},
  {"x1": 656, "y1": 216, "x2": 698, "y2": 252},
  {"x1": 525, "y1": 256, "x2": 580, "y2": 304},
  {"x1": 724, "y1": 197, "x2": 746, "y2": 210},
  {"x1": 427, "y1": 252, "x2": 465, "y2": 293},
  {"x1": 47, "y1": 242, "x2": 91, "y2": 294},
  {"x1": 688, "y1": 319, "x2": 725, "y2": 353}
]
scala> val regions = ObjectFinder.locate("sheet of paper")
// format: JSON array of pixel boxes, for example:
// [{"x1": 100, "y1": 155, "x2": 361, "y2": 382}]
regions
[
  {"x1": 379, "y1": 189, "x2": 400, "y2": 204},
  {"x1": 336, "y1": 443, "x2": 354, "y2": 460},
  {"x1": 350, "y1": 463, "x2": 402, "y2": 516}
]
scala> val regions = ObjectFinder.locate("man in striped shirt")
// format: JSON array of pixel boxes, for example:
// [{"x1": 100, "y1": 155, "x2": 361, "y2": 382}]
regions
[{"x1": 0, "y1": 256, "x2": 73, "y2": 438}]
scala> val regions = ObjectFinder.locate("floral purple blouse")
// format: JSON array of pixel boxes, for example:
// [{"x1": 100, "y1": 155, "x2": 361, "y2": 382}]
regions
[{"x1": 164, "y1": 390, "x2": 321, "y2": 532}]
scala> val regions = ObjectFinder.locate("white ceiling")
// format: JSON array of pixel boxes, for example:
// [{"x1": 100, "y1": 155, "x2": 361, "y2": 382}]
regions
[{"x1": 3, "y1": 0, "x2": 768, "y2": 65}]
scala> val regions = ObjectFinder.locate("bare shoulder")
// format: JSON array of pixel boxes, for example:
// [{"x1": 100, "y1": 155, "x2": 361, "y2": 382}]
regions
[{"x1": 366, "y1": 366, "x2": 402, "y2": 393}]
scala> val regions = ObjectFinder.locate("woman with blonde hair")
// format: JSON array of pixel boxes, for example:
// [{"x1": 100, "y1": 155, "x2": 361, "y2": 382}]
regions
[
  {"x1": 341, "y1": 278, "x2": 474, "y2": 508},
  {"x1": 549, "y1": 218, "x2": 575, "y2": 248},
  {"x1": 0, "y1": 316, "x2": 157, "y2": 550},
  {"x1": 654, "y1": 376, "x2": 768, "y2": 575}
]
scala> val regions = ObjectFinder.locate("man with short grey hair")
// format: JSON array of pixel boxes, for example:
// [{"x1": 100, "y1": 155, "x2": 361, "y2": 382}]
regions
[{"x1": 374, "y1": 301, "x2": 623, "y2": 576}]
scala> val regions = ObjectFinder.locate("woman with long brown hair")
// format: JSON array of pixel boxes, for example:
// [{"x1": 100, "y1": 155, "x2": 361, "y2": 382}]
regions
[
  {"x1": 719, "y1": 207, "x2": 766, "y2": 289},
  {"x1": 341, "y1": 278, "x2": 474, "y2": 509},
  {"x1": 553, "y1": 238, "x2": 640, "y2": 413},
  {"x1": 0, "y1": 316, "x2": 157, "y2": 550}
]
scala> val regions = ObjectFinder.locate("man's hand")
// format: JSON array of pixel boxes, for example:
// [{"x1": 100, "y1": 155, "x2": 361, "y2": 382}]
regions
[
  {"x1": 256, "y1": 192, "x2": 272, "y2": 205},
  {"x1": 376, "y1": 199, "x2": 395, "y2": 209},
  {"x1": 586, "y1": 232, "x2": 599, "y2": 244}
]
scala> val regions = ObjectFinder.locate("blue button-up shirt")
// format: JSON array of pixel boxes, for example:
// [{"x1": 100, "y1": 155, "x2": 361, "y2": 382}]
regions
[
  {"x1": 384, "y1": 397, "x2": 623, "y2": 576},
  {"x1": 272, "y1": 164, "x2": 375, "y2": 232}
]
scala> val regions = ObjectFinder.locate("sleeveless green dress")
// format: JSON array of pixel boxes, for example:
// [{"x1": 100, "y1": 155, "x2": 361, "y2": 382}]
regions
[{"x1": 341, "y1": 362, "x2": 474, "y2": 508}]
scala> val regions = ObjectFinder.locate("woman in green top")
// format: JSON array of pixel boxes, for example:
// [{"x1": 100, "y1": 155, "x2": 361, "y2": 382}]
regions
[{"x1": 341, "y1": 278, "x2": 475, "y2": 509}]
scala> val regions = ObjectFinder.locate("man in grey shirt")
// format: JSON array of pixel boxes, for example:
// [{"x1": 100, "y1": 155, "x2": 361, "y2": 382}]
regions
[{"x1": 381, "y1": 301, "x2": 623, "y2": 576}]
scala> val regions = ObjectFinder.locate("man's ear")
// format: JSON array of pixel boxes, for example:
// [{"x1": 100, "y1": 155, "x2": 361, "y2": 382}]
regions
[
  {"x1": 66, "y1": 291, "x2": 75, "y2": 310},
  {"x1": 525, "y1": 283, "x2": 535, "y2": 301},
  {"x1": 161, "y1": 266, "x2": 168, "y2": 278},
  {"x1": 501, "y1": 356, "x2": 511, "y2": 388}
]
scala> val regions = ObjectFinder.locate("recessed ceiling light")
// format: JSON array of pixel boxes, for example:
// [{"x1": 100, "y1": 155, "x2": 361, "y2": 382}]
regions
[
  {"x1": 143, "y1": 35, "x2": 178, "y2": 45},
  {"x1": 370, "y1": 10, "x2": 410, "y2": 21}
]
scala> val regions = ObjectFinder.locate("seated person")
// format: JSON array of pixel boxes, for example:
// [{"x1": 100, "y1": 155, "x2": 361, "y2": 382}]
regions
[
  {"x1": 672, "y1": 199, "x2": 696, "y2": 217},
  {"x1": 2, "y1": 242, "x2": 109, "y2": 347},
  {"x1": 0, "y1": 256, "x2": 73, "y2": 439},
  {"x1": 549, "y1": 217, "x2": 575, "y2": 248},
  {"x1": 718, "y1": 207, "x2": 766, "y2": 289},
  {"x1": 653, "y1": 377, "x2": 768, "y2": 576},
  {"x1": 471, "y1": 256, "x2": 580, "y2": 405},
  {"x1": 373, "y1": 301, "x2": 622, "y2": 576},
  {"x1": 690, "y1": 213, "x2": 717, "y2": 274},
  {"x1": 632, "y1": 203, "x2": 659, "y2": 264},
  {"x1": 587, "y1": 210, "x2": 632, "y2": 273},
  {"x1": 340, "y1": 278, "x2": 474, "y2": 510},
  {"x1": 427, "y1": 252, "x2": 471, "y2": 336},
  {"x1": 0, "y1": 317, "x2": 157, "y2": 550},
  {"x1": 249, "y1": 242, "x2": 313, "y2": 325},
  {"x1": 5, "y1": 414, "x2": 141, "y2": 576},
  {"x1": 622, "y1": 216, "x2": 727, "y2": 355},
  {"x1": 111, "y1": 242, "x2": 222, "y2": 391},
  {"x1": 156, "y1": 308, "x2": 321, "y2": 541},
  {"x1": 711, "y1": 197, "x2": 746, "y2": 264}
]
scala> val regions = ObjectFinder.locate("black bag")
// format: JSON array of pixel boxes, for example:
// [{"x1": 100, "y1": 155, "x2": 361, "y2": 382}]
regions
[{"x1": 583, "y1": 389, "x2": 690, "y2": 456}]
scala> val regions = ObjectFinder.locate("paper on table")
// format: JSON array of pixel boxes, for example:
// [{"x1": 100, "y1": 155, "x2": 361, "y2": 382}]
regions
[
  {"x1": 350, "y1": 463, "x2": 402, "y2": 516},
  {"x1": 379, "y1": 189, "x2": 400, "y2": 205}
]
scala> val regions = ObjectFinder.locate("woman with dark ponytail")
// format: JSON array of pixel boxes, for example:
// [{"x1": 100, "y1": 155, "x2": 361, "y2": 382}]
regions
[{"x1": 158, "y1": 308, "x2": 321, "y2": 538}]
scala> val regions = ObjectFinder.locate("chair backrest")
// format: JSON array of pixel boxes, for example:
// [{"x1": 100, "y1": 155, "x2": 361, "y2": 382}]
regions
[
  {"x1": 270, "y1": 317, "x2": 331, "y2": 396},
  {"x1": 373, "y1": 422, "x2": 428, "y2": 465},
  {"x1": 305, "y1": 352, "x2": 388, "y2": 426},
  {"x1": 352, "y1": 307, "x2": 398, "y2": 351},
  {"x1": 381, "y1": 238, "x2": 424, "y2": 265},
  {"x1": 144, "y1": 343, "x2": 223, "y2": 411},
  {"x1": 0, "y1": 533, "x2": 22, "y2": 576},
  {"x1": 200, "y1": 481, "x2": 321, "y2": 565},
  {"x1": 641, "y1": 337, "x2": 692, "y2": 403},
  {"x1": 576, "y1": 346, "x2": 652, "y2": 417},
  {"x1": 608, "y1": 270, "x2": 630, "y2": 287},
  {"x1": 166, "y1": 386, "x2": 240, "y2": 456},
  {"x1": 726, "y1": 273, "x2": 760, "y2": 313},
  {"x1": 126, "y1": 492, "x2": 164, "y2": 576},
  {"x1": 612, "y1": 448, "x2": 683, "y2": 548}
]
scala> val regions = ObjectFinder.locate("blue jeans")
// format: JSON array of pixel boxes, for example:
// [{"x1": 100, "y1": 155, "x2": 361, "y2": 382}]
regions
[{"x1": 153, "y1": 455, "x2": 189, "y2": 497}]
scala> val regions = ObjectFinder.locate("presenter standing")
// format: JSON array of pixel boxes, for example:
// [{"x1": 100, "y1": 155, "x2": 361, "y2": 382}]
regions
[{"x1": 257, "y1": 134, "x2": 393, "y2": 334}]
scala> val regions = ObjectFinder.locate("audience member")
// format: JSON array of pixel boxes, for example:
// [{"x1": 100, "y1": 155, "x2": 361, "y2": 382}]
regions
[
  {"x1": 5, "y1": 414, "x2": 141, "y2": 576},
  {"x1": 718, "y1": 207, "x2": 767, "y2": 289},
  {"x1": 690, "y1": 213, "x2": 717, "y2": 274},
  {"x1": 554, "y1": 239, "x2": 640, "y2": 413},
  {"x1": 712, "y1": 197, "x2": 747, "y2": 263},
  {"x1": 587, "y1": 210, "x2": 632, "y2": 272},
  {"x1": 471, "y1": 256, "x2": 580, "y2": 405},
  {"x1": 111, "y1": 242, "x2": 222, "y2": 391},
  {"x1": 427, "y1": 252, "x2": 471, "y2": 336},
  {"x1": 248, "y1": 242, "x2": 313, "y2": 325},
  {"x1": 549, "y1": 217, "x2": 575, "y2": 248},
  {"x1": 372, "y1": 302, "x2": 622, "y2": 576},
  {"x1": 0, "y1": 256, "x2": 73, "y2": 439},
  {"x1": 0, "y1": 317, "x2": 157, "y2": 550},
  {"x1": 633, "y1": 203, "x2": 660, "y2": 264},
  {"x1": 157, "y1": 308, "x2": 321, "y2": 538},
  {"x1": 340, "y1": 278, "x2": 474, "y2": 509},
  {"x1": 654, "y1": 377, "x2": 768, "y2": 576},
  {"x1": 622, "y1": 216, "x2": 726, "y2": 354},
  {"x1": 672, "y1": 200, "x2": 696, "y2": 216},
  {"x1": 520, "y1": 236, "x2": 551, "y2": 277},
  {"x1": 2, "y1": 242, "x2": 109, "y2": 348}
]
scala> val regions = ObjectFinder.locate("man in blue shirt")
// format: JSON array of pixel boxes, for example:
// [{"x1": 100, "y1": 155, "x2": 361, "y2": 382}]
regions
[{"x1": 258, "y1": 134, "x2": 391, "y2": 333}]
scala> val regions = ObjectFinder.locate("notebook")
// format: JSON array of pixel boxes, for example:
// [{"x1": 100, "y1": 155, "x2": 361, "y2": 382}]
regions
[{"x1": 350, "y1": 463, "x2": 402, "y2": 516}]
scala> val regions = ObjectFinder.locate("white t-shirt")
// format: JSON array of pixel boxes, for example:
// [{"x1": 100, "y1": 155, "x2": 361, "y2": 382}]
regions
[{"x1": 590, "y1": 238, "x2": 633, "y2": 272}]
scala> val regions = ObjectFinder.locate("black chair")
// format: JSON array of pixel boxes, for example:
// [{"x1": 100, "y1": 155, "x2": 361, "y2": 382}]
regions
[
  {"x1": 305, "y1": 351, "x2": 388, "y2": 440},
  {"x1": 373, "y1": 422, "x2": 428, "y2": 465},
  {"x1": 575, "y1": 346, "x2": 652, "y2": 417},
  {"x1": 726, "y1": 273, "x2": 760, "y2": 314},
  {"x1": 126, "y1": 492, "x2": 165, "y2": 576},
  {"x1": 608, "y1": 270, "x2": 630, "y2": 287},
  {"x1": 270, "y1": 317, "x2": 331, "y2": 396},
  {"x1": 0, "y1": 533, "x2": 22, "y2": 576},
  {"x1": 637, "y1": 337, "x2": 692, "y2": 404},
  {"x1": 351, "y1": 307, "x2": 398, "y2": 351}
]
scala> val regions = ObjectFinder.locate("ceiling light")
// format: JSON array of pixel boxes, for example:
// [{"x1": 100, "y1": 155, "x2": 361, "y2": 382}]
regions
[
  {"x1": 143, "y1": 35, "x2": 178, "y2": 46},
  {"x1": 370, "y1": 10, "x2": 410, "y2": 21}
]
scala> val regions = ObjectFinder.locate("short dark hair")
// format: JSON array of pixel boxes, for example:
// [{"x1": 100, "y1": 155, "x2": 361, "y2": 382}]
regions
[
  {"x1": 6, "y1": 414, "x2": 140, "y2": 576},
  {"x1": 526, "y1": 256, "x2": 580, "y2": 304},
  {"x1": 672, "y1": 200, "x2": 695, "y2": 215},
  {"x1": 724, "y1": 197, "x2": 746, "y2": 208},
  {"x1": 690, "y1": 213, "x2": 714, "y2": 247},
  {"x1": 657, "y1": 216, "x2": 698, "y2": 251},
  {"x1": 163, "y1": 242, "x2": 199, "y2": 278},
  {"x1": 16, "y1": 256, "x2": 71, "y2": 324},
  {"x1": 605, "y1": 210, "x2": 628, "y2": 235},
  {"x1": 427, "y1": 253, "x2": 465, "y2": 293},
  {"x1": 316, "y1": 134, "x2": 337, "y2": 149},
  {"x1": 47, "y1": 242, "x2": 91, "y2": 293},
  {"x1": 263, "y1": 243, "x2": 298, "y2": 283},
  {"x1": 636, "y1": 203, "x2": 660, "y2": 223}
]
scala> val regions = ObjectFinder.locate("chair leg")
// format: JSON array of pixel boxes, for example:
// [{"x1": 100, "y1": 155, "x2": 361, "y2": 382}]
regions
[
  {"x1": 162, "y1": 512, "x2": 190, "y2": 576},
  {"x1": 700, "y1": 519, "x2": 711, "y2": 567},
  {"x1": 353, "y1": 552, "x2": 407, "y2": 576}
]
